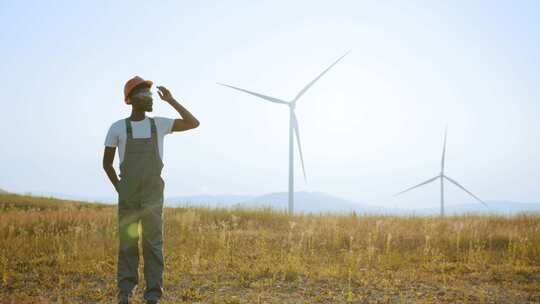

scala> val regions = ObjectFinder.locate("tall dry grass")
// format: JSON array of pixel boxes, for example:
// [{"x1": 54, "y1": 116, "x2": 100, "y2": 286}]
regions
[{"x1": 1, "y1": 193, "x2": 539, "y2": 303}]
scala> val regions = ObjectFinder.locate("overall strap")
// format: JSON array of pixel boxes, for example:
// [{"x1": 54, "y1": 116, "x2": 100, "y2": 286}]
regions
[
  {"x1": 149, "y1": 117, "x2": 157, "y2": 135},
  {"x1": 149, "y1": 118, "x2": 160, "y2": 157},
  {"x1": 125, "y1": 118, "x2": 133, "y2": 139}
]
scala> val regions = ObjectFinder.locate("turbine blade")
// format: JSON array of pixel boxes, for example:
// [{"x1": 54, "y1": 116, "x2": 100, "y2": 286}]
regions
[
  {"x1": 444, "y1": 175, "x2": 488, "y2": 207},
  {"x1": 441, "y1": 126, "x2": 448, "y2": 173},
  {"x1": 394, "y1": 175, "x2": 440, "y2": 196},
  {"x1": 293, "y1": 51, "x2": 350, "y2": 102},
  {"x1": 292, "y1": 113, "x2": 307, "y2": 182},
  {"x1": 217, "y1": 83, "x2": 290, "y2": 105}
]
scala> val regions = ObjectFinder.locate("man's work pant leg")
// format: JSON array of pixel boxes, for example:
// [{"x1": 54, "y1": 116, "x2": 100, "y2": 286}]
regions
[
  {"x1": 117, "y1": 205, "x2": 141, "y2": 297},
  {"x1": 141, "y1": 199, "x2": 164, "y2": 302}
]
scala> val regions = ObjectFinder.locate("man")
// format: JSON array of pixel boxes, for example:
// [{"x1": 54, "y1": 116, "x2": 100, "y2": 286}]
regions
[{"x1": 103, "y1": 76, "x2": 199, "y2": 304}]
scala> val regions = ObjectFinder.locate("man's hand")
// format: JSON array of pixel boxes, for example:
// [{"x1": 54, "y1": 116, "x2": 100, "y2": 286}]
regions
[
  {"x1": 156, "y1": 84, "x2": 200, "y2": 131},
  {"x1": 157, "y1": 86, "x2": 175, "y2": 103}
]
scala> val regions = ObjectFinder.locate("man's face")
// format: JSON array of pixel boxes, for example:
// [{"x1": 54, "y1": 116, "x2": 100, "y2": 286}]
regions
[{"x1": 130, "y1": 87, "x2": 153, "y2": 112}]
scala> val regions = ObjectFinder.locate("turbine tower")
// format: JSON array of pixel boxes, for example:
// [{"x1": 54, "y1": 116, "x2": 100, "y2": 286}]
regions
[
  {"x1": 219, "y1": 52, "x2": 349, "y2": 214},
  {"x1": 395, "y1": 128, "x2": 487, "y2": 216}
]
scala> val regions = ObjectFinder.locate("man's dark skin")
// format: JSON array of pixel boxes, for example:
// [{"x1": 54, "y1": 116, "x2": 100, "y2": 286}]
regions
[{"x1": 102, "y1": 84, "x2": 199, "y2": 192}]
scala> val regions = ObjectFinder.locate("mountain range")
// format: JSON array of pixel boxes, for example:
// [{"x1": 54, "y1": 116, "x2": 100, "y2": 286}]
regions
[
  {"x1": 3, "y1": 188, "x2": 539, "y2": 216},
  {"x1": 168, "y1": 192, "x2": 540, "y2": 216},
  {"x1": 168, "y1": 191, "x2": 387, "y2": 214}
]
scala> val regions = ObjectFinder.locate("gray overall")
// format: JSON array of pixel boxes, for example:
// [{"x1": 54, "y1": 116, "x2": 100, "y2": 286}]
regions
[{"x1": 117, "y1": 118, "x2": 164, "y2": 302}]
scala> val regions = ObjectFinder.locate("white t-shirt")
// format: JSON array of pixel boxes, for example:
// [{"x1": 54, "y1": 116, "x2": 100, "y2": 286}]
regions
[{"x1": 104, "y1": 116, "x2": 175, "y2": 163}]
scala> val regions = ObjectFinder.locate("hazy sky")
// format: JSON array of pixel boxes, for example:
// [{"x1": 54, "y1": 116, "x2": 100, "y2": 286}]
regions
[{"x1": 1, "y1": 1, "x2": 539, "y2": 208}]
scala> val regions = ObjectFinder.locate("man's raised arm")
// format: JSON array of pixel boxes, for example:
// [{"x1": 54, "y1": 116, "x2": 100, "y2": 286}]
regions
[{"x1": 157, "y1": 85, "x2": 200, "y2": 132}]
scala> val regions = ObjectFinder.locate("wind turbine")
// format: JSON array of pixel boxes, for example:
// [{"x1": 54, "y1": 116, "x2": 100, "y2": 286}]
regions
[
  {"x1": 218, "y1": 52, "x2": 349, "y2": 214},
  {"x1": 395, "y1": 128, "x2": 487, "y2": 217}
]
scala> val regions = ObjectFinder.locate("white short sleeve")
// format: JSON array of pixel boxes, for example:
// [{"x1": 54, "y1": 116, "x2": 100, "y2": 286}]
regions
[
  {"x1": 154, "y1": 116, "x2": 175, "y2": 136},
  {"x1": 104, "y1": 123, "x2": 120, "y2": 147}
]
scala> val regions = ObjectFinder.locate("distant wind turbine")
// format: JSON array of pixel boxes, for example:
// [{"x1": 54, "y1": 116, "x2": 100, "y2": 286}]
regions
[
  {"x1": 395, "y1": 128, "x2": 487, "y2": 217},
  {"x1": 218, "y1": 52, "x2": 349, "y2": 214}
]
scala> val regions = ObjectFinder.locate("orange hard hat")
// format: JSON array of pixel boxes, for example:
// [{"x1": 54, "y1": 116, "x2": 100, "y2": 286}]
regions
[{"x1": 124, "y1": 75, "x2": 153, "y2": 104}]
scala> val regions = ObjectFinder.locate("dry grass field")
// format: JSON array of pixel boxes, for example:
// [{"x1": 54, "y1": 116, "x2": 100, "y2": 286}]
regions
[{"x1": 1, "y1": 192, "x2": 539, "y2": 303}]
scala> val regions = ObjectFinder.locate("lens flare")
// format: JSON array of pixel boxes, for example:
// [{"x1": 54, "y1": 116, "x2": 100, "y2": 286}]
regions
[{"x1": 127, "y1": 223, "x2": 139, "y2": 239}]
